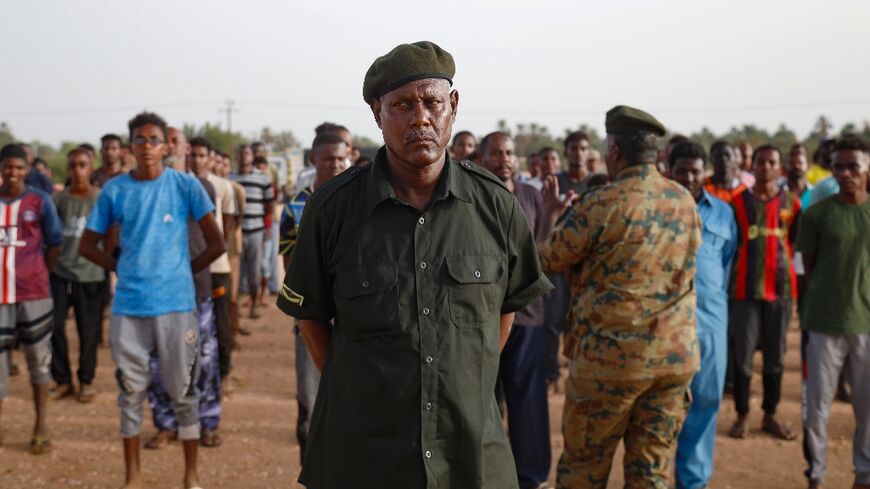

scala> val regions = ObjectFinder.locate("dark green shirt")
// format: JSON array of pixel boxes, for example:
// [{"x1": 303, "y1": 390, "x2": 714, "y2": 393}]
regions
[
  {"x1": 797, "y1": 196, "x2": 870, "y2": 335},
  {"x1": 277, "y1": 147, "x2": 551, "y2": 489}
]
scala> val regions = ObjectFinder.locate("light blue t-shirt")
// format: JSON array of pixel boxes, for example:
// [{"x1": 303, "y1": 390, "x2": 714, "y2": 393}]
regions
[
  {"x1": 810, "y1": 176, "x2": 839, "y2": 207},
  {"x1": 86, "y1": 168, "x2": 215, "y2": 317}
]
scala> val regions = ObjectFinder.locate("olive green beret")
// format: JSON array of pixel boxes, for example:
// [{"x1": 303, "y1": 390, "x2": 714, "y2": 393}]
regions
[
  {"x1": 605, "y1": 105, "x2": 666, "y2": 137},
  {"x1": 363, "y1": 41, "x2": 455, "y2": 104}
]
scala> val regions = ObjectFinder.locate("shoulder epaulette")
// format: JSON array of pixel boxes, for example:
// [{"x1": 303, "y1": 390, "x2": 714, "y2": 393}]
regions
[
  {"x1": 455, "y1": 160, "x2": 512, "y2": 195},
  {"x1": 308, "y1": 165, "x2": 364, "y2": 209}
]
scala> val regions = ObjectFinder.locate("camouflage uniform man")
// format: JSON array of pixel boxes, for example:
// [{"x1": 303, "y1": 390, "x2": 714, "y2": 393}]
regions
[{"x1": 539, "y1": 106, "x2": 702, "y2": 489}]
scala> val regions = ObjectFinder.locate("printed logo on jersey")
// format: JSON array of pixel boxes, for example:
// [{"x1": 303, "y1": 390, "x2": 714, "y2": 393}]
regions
[
  {"x1": 163, "y1": 214, "x2": 174, "y2": 223},
  {"x1": 0, "y1": 228, "x2": 25, "y2": 248},
  {"x1": 22, "y1": 210, "x2": 37, "y2": 222},
  {"x1": 63, "y1": 216, "x2": 88, "y2": 238}
]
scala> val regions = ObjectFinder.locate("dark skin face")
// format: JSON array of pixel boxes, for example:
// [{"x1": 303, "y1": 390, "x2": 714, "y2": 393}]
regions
[
  {"x1": 237, "y1": 146, "x2": 254, "y2": 167},
  {"x1": 451, "y1": 134, "x2": 476, "y2": 161},
  {"x1": 0, "y1": 157, "x2": 28, "y2": 197},
  {"x1": 753, "y1": 148, "x2": 781, "y2": 186},
  {"x1": 167, "y1": 127, "x2": 188, "y2": 161},
  {"x1": 67, "y1": 153, "x2": 94, "y2": 191},
  {"x1": 311, "y1": 142, "x2": 350, "y2": 188},
  {"x1": 565, "y1": 139, "x2": 591, "y2": 171},
  {"x1": 539, "y1": 149, "x2": 561, "y2": 178},
  {"x1": 787, "y1": 148, "x2": 808, "y2": 180},
  {"x1": 252, "y1": 143, "x2": 266, "y2": 159},
  {"x1": 711, "y1": 145, "x2": 739, "y2": 184},
  {"x1": 480, "y1": 135, "x2": 517, "y2": 183},
  {"x1": 671, "y1": 157, "x2": 705, "y2": 201},
  {"x1": 334, "y1": 129, "x2": 354, "y2": 157},
  {"x1": 190, "y1": 145, "x2": 212, "y2": 177},
  {"x1": 130, "y1": 124, "x2": 168, "y2": 176},
  {"x1": 738, "y1": 142, "x2": 753, "y2": 170},
  {"x1": 371, "y1": 78, "x2": 458, "y2": 171},
  {"x1": 101, "y1": 139, "x2": 122, "y2": 167},
  {"x1": 831, "y1": 149, "x2": 869, "y2": 198},
  {"x1": 528, "y1": 154, "x2": 542, "y2": 177}
]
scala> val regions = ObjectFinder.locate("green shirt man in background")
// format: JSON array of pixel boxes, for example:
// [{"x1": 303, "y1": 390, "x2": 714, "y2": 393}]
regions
[{"x1": 277, "y1": 41, "x2": 552, "y2": 488}]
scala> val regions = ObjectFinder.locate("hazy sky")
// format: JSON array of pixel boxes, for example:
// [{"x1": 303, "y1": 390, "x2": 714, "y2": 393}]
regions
[{"x1": 2, "y1": 0, "x2": 869, "y2": 149}]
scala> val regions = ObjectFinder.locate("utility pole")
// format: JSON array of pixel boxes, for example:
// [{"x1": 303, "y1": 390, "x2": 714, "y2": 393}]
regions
[{"x1": 219, "y1": 100, "x2": 237, "y2": 164}]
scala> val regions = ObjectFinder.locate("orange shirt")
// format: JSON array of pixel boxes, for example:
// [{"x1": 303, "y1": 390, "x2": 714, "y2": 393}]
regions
[{"x1": 703, "y1": 178, "x2": 747, "y2": 204}]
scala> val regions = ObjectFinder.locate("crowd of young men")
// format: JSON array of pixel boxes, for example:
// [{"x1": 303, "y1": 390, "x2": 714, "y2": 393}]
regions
[{"x1": 0, "y1": 77, "x2": 867, "y2": 489}]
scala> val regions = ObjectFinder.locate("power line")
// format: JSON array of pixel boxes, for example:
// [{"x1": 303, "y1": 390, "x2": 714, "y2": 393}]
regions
[
  {"x1": 2, "y1": 97, "x2": 868, "y2": 120},
  {"x1": 232, "y1": 97, "x2": 870, "y2": 117},
  {"x1": 0, "y1": 101, "x2": 220, "y2": 117}
]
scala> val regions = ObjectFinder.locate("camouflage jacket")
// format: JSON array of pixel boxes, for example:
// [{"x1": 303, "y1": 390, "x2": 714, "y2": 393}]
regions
[{"x1": 540, "y1": 164, "x2": 701, "y2": 380}]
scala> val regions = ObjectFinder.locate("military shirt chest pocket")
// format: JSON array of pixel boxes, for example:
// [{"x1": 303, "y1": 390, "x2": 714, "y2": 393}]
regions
[
  {"x1": 445, "y1": 254, "x2": 504, "y2": 328},
  {"x1": 336, "y1": 263, "x2": 400, "y2": 338}
]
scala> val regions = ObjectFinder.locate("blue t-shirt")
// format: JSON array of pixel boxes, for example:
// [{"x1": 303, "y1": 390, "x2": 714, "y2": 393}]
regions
[
  {"x1": 86, "y1": 169, "x2": 215, "y2": 316},
  {"x1": 810, "y1": 176, "x2": 839, "y2": 207}
]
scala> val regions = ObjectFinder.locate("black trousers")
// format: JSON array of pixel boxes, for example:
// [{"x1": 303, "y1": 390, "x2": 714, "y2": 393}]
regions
[
  {"x1": 212, "y1": 273, "x2": 233, "y2": 377},
  {"x1": 496, "y1": 325, "x2": 551, "y2": 489},
  {"x1": 50, "y1": 274, "x2": 104, "y2": 386},
  {"x1": 731, "y1": 299, "x2": 792, "y2": 415}
]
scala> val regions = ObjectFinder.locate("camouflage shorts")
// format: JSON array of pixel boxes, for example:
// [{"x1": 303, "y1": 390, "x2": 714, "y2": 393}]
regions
[{"x1": 557, "y1": 372, "x2": 693, "y2": 489}]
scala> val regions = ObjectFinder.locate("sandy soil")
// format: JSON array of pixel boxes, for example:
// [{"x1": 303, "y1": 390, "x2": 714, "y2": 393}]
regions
[{"x1": 0, "y1": 303, "x2": 857, "y2": 489}]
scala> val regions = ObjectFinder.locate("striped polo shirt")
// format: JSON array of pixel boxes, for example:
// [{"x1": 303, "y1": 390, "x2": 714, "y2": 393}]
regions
[{"x1": 231, "y1": 170, "x2": 274, "y2": 233}]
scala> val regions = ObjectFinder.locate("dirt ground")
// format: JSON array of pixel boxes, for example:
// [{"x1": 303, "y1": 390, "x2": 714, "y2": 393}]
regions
[{"x1": 0, "y1": 303, "x2": 858, "y2": 489}]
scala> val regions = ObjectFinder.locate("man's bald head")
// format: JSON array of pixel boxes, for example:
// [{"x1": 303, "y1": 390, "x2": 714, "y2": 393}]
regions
[{"x1": 168, "y1": 127, "x2": 188, "y2": 158}]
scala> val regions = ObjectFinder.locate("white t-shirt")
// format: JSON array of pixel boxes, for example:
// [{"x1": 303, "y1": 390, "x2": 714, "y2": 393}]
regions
[{"x1": 207, "y1": 173, "x2": 237, "y2": 274}]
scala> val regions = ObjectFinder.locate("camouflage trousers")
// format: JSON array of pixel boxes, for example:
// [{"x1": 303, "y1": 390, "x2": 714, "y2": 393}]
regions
[
  {"x1": 148, "y1": 300, "x2": 222, "y2": 433},
  {"x1": 557, "y1": 372, "x2": 693, "y2": 489}
]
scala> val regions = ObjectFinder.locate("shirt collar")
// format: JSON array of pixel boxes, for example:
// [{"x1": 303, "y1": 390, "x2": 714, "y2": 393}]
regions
[
  {"x1": 698, "y1": 189, "x2": 714, "y2": 208},
  {"x1": 614, "y1": 163, "x2": 657, "y2": 182},
  {"x1": 364, "y1": 146, "x2": 472, "y2": 213}
]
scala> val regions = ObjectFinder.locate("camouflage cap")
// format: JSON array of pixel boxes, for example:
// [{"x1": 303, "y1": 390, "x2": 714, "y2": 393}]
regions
[
  {"x1": 605, "y1": 105, "x2": 666, "y2": 137},
  {"x1": 363, "y1": 41, "x2": 455, "y2": 104}
]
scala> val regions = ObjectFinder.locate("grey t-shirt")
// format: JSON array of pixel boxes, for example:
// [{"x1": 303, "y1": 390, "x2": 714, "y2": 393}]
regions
[{"x1": 53, "y1": 188, "x2": 104, "y2": 283}]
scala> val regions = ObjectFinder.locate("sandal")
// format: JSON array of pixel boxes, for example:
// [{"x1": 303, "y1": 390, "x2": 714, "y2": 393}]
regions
[
  {"x1": 30, "y1": 436, "x2": 52, "y2": 455},
  {"x1": 77, "y1": 384, "x2": 97, "y2": 404},
  {"x1": 144, "y1": 430, "x2": 177, "y2": 449},
  {"x1": 200, "y1": 429, "x2": 223, "y2": 448},
  {"x1": 48, "y1": 384, "x2": 75, "y2": 401},
  {"x1": 762, "y1": 417, "x2": 797, "y2": 441},
  {"x1": 728, "y1": 418, "x2": 748, "y2": 438}
]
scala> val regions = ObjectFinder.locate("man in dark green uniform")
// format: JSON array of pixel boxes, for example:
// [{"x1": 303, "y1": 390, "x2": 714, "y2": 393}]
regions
[{"x1": 277, "y1": 41, "x2": 552, "y2": 489}]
